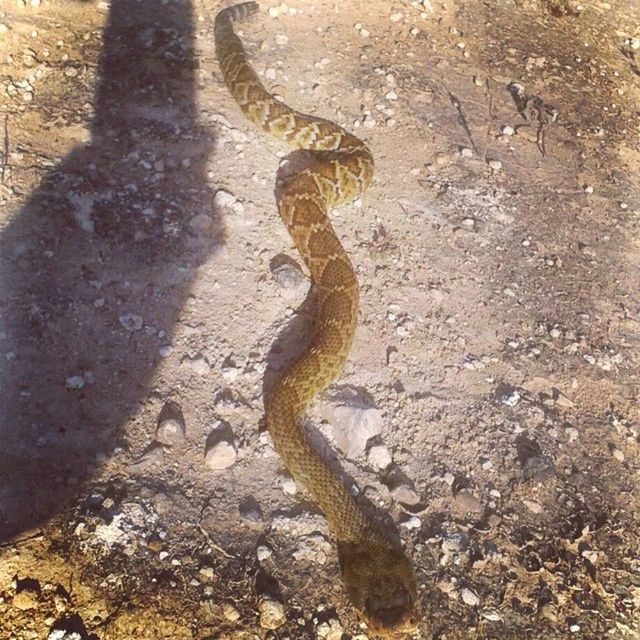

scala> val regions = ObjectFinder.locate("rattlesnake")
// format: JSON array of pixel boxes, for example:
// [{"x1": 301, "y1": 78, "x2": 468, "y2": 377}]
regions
[{"x1": 214, "y1": 3, "x2": 417, "y2": 636}]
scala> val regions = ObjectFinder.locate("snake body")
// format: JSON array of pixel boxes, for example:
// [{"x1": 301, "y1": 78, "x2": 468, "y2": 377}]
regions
[{"x1": 214, "y1": 4, "x2": 416, "y2": 635}]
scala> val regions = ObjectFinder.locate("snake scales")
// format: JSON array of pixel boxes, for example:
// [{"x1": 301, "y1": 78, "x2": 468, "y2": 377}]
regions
[{"x1": 214, "y1": 3, "x2": 417, "y2": 635}]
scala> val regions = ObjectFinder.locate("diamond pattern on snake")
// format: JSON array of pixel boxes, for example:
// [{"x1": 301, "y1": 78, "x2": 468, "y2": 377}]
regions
[{"x1": 214, "y1": 3, "x2": 417, "y2": 636}]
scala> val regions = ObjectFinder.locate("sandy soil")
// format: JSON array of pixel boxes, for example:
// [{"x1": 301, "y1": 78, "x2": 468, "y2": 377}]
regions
[{"x1": 1, "y1": 0, "x2": 639, "y2": 638}]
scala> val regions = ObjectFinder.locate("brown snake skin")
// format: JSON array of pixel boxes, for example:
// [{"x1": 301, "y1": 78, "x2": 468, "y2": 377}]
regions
[{"x1": 214, "y1": 3, "x2": 417, "y2": 636}]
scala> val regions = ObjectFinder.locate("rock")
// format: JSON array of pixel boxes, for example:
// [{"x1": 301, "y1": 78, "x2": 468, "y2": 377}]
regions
[
  {"x1": 316, "y1": 618, "x2": 344, "y2": 639},
  {"x1": 391, "y1": 484, "x2": 420, "y2": 506},
  {"x1": 119, "y1": 313, "x2": 143, "y2": 331},
  {"x1": 460, "y1": 147, "x2": 473, "y2": 158},
  {"x1": 501, "y1": 125, "x2": 515, "y2": 136},
  {"x1": 48, "y1": 632, "x2": 82, "y2": 640},
  {"x1": 12, "y1": 590, "x2": 39, "y2": 610},
  {"x1": 213, "y1": 188, "x2": 238, "y2": 210},
  {"x1": 488, "y1": 159, "x2": 503, "y2": 171},
  {"x1": 65, "y1": 375, "x2": 86, "y2": 390},
  {"x1": 198, "y1": 565, "x2": 215, "y2": 580},
  {"x1": 155, "y1": 402, "x2": 186, "y2": 445},
  {"x1": 460, "y1": 587, "x2": 480, "y2": 606},
  {"x1": 454, "y1": 490, "x2": 483, "y2": 513},
  {"x1": 275, "y1": 34, "x2": 289, "y2": 45},
  {"x1": 187, "y1": 354, "x2": 210, "y2": 375},
  {"x1": 257, "y1": 545, "x2": 272, "y2": 561},
  {"x1": 293, "y1": 534, "x2": 332, "y2": 564},
  {"x1": 222, "y1": 603, "x2": 241, "y2": 621},
  {"x1": 272, "y1": 512, "x2": 328, "y2": 536},
  {"x1": 324, "y1": 403, "x2": 383, "y2": 458},
  {"x1": 481, "y1": 608, "x2": 503, "y2": 621},
  {"x1": 204, "y1": 440, "x2": 236, "y2": 470},
  {"x1": 271, "y1": 260, "x2": 306, "y2": 295},
  {"x1": 258, "y1": 596, "x2": 286, "y2": 629},
  {"x1": 400, "y1": 516, "x2": 421, "y2": 530},
  {"x1": 367, "y1": 443, "x2": 392, "y2": 470},
  {"x1": 281, "y1": 477, "x2": 298, "y2": 495},
  {"x1": 611, "y1": 447, "x2": 625, "y2": 462}
]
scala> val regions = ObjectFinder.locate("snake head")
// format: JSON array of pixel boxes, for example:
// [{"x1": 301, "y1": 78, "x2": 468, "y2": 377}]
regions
[{"x1": 339, "y1": 539, "x2": 418, "y2": 638}]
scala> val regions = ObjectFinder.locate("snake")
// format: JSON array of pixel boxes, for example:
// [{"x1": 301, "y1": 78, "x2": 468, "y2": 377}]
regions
[{"x1": 214, "y1": 3, "x2": 417, "y2": 636}]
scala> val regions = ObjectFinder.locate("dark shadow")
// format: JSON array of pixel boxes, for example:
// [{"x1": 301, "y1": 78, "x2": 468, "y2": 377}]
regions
[{"x1": 0, "y1": 0, "x2": 222, "y2": 540}]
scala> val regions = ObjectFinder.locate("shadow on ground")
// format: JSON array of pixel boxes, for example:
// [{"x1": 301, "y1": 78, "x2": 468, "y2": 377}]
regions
[{"x1": 0, "y1": 0, "x2": 222, "y2": 540}]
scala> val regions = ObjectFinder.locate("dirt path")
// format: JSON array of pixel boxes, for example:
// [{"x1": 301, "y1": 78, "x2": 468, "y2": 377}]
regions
[{"x1": 0, "y1": 0, "x2": 639, "y2": 638}]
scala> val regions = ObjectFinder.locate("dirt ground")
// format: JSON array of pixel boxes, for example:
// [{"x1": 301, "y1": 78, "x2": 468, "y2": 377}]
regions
[{"x1": 1, "y1": 0, "x2": 639, "y2": 638}]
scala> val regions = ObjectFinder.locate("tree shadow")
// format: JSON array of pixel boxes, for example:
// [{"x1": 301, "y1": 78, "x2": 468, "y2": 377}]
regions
[{"x1": 0, "y1": 0, "x2": 222, "y2": 540}]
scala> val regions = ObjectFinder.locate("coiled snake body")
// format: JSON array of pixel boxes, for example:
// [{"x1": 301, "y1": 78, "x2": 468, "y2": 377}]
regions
[{"x1": 214, "y1": 3, "x2": 417, "y2": 635}]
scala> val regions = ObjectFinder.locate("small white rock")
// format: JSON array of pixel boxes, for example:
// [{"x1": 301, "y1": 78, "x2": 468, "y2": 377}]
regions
[
  {"x1": 367, "y1": 443, "x2": 392, "y2": 470},
  {"x1": 611, "y1": 447, "x2": 624, "y2": 462},
  {"x1": 213, "y1": 188, "x2": 237, "y2": 210},
  {"x1": 204, "y1": 440, "x2": 237, "y2": 470},
  {"x1": 488, "y1": 159, "x2": 503, "y2": 171},
  {"x1": 461, "y1": 587, "x2": 480, "y2": 606},
  {"x1": 325, "y1": 403, "x2": 384, "y2": 458},
  {"x1": 65, "y1": 375, "x2": 86, "y2": 390},
  {"x1": 275, "y1": 34, "x2": 289, "y2": 45},
  {"x1": 258, "y1": 597, "x2": 286, "y2": 629},
  {"x1": 155, "y1": 415, "x2": 185, "y2": 446},
  {"x1": 119, "y1": 313, "x2": 143, "y2": 331},
  {"x1": 281, "y1": 477, "x2": 298, "y2": 495},
  {"x1": 188, "y1": 354, "x2": 210, "y2": 375},
  {"x1": 257, "y1": 545, "x2": 272, "y2": 561},
  {"x1": 501, "y1": 125, "x2": 515, "y2": 136},
  {"x1": 222, "y1": 603, "x2": 241, "y2": 621},
  {"x1": 460, "y1": 147, "x2": 473, "y2": 158}
]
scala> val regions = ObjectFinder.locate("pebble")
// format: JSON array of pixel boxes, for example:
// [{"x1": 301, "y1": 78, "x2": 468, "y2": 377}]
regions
[
  {"x1": 460, "y1": 587, "x2": 480, "y2": 606},
  {"x1": 385, "y1": 90, "x2": 398, "y2": 101},
  {"x1": 222, "y1": 603, "x2": 241, "y2": 621},
  {"x1": 391, "y1": 484, "x2": 420, "y2": 506},
  {"x1": 204, "y1": 437, "x2": 237, "y2": 470},
  {"x1": 367, "y1": 443, "x2": 392, "y2": 469},
  {"x1": 198, "y1": 565, "x2": 215, "y2": 580},
  {"x1": 316, "y1": 618, "x2": 344, "y2": 640},
  {"x1": 454, "y1": 490, "x2": 483, "y2": 513},
  {"x1": 324, "y1": 403, "x2": 383, "y2": 458},
  {"x1": 275, "y1": 34, "x2": 289, "y2": 45},
  {"x1": 12, "y1": 590, "x2": 39, "y2": 611},
  {"x1": 481, "y1": 608, "x2": 503, "y2": 621},
  {"x1": 259, "y1": 596, "x2": 286, "y2": 629},
  {"x1": 119, "y1": 313, "x2": 143, "y2": 331},
  {"x1": 48, "y1": 632, "x2": 81, "y2": 640},
  {"x1": 293, "y1": 533, "x2": 332, "y2": 564},
  {"x1": 213, "y1": 188, "x2": 241, "y2": 212},
  {"x1": 65, "y1": 375, "x2": 86, "y2": 390},
  {"x1": 583, "y1": 184, "x2": 594, "y2": 194},
  {"x1": 523, "y1": 499, "x2": 542, "y2": 514},
  {"x1": 271, "y1": 261, "x2": 306, "y2": 294},
  {"x1": 611, "y1": 447, "x2": 624, "y2": 462},
  {"x1": 187, "y1": 354, "x2": 210, "y2": 375},
  {"x1": 488, "y1": 159, "x2": 503, "y2": 171},
  {"x1": 281, "y1": 476, "x2": 298, "y2": 495},
  {"x1": 155, "y1": 402, "x2": 185, "y2": 446},
  {"x1": 501, "y1": 125, "x2": 515, "y2": 136},
  {"x1": 460, "y1": 147, "x2": 473, "y2": 158},
  {"x1": 256, "y1": 545, "x2": 272, "y2": 561},
  {"x1": 363, "y1": 115, "x2": 376, "y2": 128},
  {"x1": 400, "y1": 515, "x2": 421, "y2": 530},
  {"x1": 389, "y1": 12, "x2": 403, "y2": 22}
]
